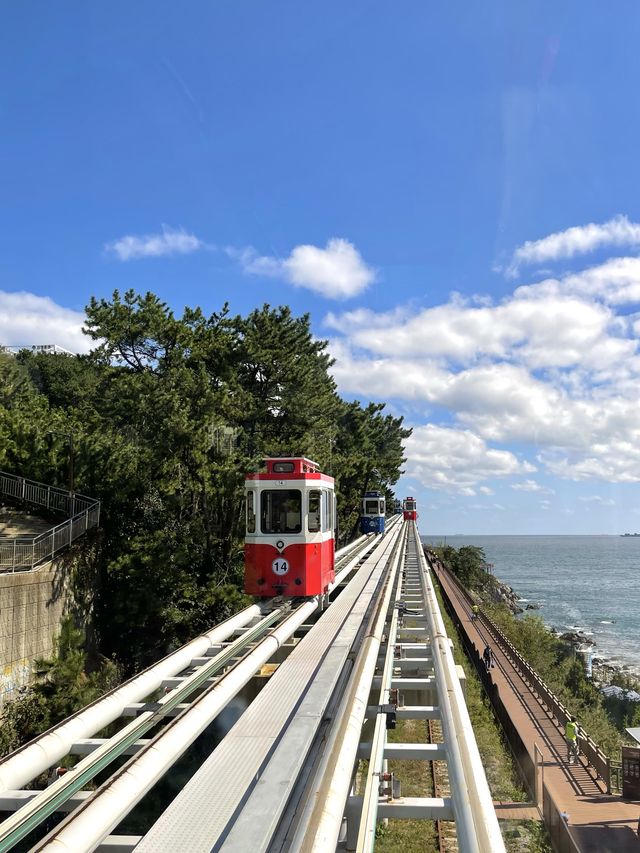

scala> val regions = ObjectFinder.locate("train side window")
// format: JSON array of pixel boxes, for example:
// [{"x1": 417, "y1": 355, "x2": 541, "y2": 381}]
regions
[
  {"x1": 322, "y1": 490, "x2": 333, "y2": 532},
  {"x1": 308, "y1": 490, "x2": 321, "y2": 532},
  {"x1": 246, "y1": 490, "x2": 256, "y2": 534},
  {"x1": 261, "y1": 490, "x2": 302, "y2": 534},
  {"x1": 380, "y1": 499, "x2": 385, "y2": 515}
]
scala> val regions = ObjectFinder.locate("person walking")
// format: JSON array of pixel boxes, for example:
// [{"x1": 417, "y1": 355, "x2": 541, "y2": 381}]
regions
[
  {"x1": 483, "y1": 645, "x2": 494, "y2": 671},
  {"x1": 471, "y1": 604, "x2": 479, "y2": 621},
  {"x1": 565, "y1": 716, "x2": 580, "y2": 764}
]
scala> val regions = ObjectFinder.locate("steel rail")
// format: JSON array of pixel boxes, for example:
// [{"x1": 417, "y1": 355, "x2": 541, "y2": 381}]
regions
[
  {"x1": 427, "y1": 717, "x2": 450, "y2": 853},
  {"x1": 291, "y1": 523, "x2": 407, "y2": 851},
  {"x1": 25, "y1": 537, "x2": 382, "y2": 853},
  {"x1": 415, "y1": 523, "x2": 505, "y2": 853}
]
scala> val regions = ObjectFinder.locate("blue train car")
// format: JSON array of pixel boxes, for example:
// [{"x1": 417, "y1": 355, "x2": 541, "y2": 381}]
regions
[
  {"x1": 393, "y1": 499, "x2": 402, "y2": 514},
  {"x1": 360, "y1": 491, "x2": 386, "y2": 534}
]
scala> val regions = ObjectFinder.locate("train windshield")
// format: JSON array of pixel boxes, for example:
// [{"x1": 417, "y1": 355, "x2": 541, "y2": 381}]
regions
[
  {"x1": 404, "y1": 500, "x2": 416, "y2": 511},
  {"x1": 261, "y1": 489, "x2": 302, "y2": 534},
  {"x1": 364, "y1": 499, "x2": 380, "y2": 515}
]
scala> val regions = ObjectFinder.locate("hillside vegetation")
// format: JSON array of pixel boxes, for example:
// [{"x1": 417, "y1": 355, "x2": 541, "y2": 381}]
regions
[{"x1": 431, "y1": 544, "x2": 635, "y2": 758}]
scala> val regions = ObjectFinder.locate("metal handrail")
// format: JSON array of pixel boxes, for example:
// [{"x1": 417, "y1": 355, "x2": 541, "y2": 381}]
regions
[{"x1": 0, "y1": 472, "x2": 100, "y2": 573}]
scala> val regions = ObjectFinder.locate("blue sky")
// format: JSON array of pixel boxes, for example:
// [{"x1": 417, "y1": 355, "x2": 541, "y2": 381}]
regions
[{"x1": 3, "y1": 2, "x2": 640, "y2": 533}]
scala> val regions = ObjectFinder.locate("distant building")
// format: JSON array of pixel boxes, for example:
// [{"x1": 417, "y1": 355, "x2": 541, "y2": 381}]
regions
[{"x1": 0, "y1": 344, "x2": 74, "y2": 356}]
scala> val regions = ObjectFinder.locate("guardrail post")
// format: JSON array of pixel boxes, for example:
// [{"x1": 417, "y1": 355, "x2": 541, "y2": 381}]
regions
[
  {"x1": 534, "y1": 742, "x2": 544, "y2": 807},
  {"x1": 12, "y1": 539, "x2": 16, "y2": 574},
  {"x1": 46, "y1": 485, "x2": 50, "y2": 510}
]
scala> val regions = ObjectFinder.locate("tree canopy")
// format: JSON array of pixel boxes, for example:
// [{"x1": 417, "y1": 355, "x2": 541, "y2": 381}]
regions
[{"x1": 1, "y1": 291, "x2": 411, "y2": 671}]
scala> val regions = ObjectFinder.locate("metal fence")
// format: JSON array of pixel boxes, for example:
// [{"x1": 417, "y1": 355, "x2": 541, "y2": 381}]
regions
[
  {"x1": 0, "y1": 472, "x2": 100, "y2": 573},
  {"x1": 542, "y1": 780, "x2": 582, "y2": 853}
]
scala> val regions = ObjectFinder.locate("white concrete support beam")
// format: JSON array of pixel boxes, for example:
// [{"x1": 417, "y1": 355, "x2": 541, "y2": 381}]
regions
[
  {"x1": 70, "y1": 738, "x2": 152, "y2": 756},
  {"x1": 0, "y1": 790, "x2": 91, "y2": 812},
  {"x1": 357, "y1": 742, "x2": 447, "y2": 760},
  {"x1": 96, "y1": 836, "x2": 143, "y2": 852}
]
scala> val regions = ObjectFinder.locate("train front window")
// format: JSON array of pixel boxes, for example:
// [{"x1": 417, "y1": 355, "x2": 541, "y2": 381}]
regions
[
  {"x1": 365, "y1": 499, "x2": 379, "y2": 515},
  {"x1": 246, "y1": 490, "x2": 256, "y2": 533},
  {"x1": 261, "y1": 489, "x2": 302, "y2": 534},
  {"x1": 308, "y1": 490, "x2": 321, "y2": 532}
]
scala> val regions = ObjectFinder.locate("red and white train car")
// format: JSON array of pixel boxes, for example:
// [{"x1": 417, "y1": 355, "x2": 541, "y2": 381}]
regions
[
  {"x1": 244, "y1": 457, "x2": 335, "y2": 597},
  {"x1": 403, "y1": 496, "x2": 417, "y2": 521}
]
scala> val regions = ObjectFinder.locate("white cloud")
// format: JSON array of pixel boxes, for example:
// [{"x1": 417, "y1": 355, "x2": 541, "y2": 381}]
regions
[
  {"x1": 327, "y1": 246, "x2": 640, "y2": 486},
  {"x1": 578, "y1": 495, "x2": 615, "y2": 506},
  {"x1": 404, "y1": 424, "x2": 535, "y2": 494},
  {"x1": 506, "y1": 215, "x2": 640, "y2": 277},
  {"x1": 0, "y1": 291, "x2": 89, "y2": 353},
  {"x1": 105, "y1": 225, "x2": 204, "y2": 261},
  {"x1": 327, "y1": 292, "x2": 629, "y2": 371},
  {"x1": 515, "y1": 257, "x2": 640, "y2": 307},
  {"x1": 239, "y1": 238, "x2": 375, "y2": 299},
  {"x1": 478, "y1": 486, "x2": 494, "y2": 495},
  {"x1": 512, "y1": 480, "x2": 543, "y2": 492}
]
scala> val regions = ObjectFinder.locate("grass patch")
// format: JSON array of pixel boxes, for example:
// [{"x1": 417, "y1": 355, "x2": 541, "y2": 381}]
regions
[{"x1": 373, "y1": 718, "x2": 439, "y2": 853}]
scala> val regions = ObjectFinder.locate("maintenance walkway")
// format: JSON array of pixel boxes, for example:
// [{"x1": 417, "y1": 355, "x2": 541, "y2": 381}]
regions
[{"x1": 430, "y1": 554, "x2": 640, "y2": 853}]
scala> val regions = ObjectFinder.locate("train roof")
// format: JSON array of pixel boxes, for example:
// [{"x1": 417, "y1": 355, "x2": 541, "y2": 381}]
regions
[{"x1": 245, "y1": 456, "x2": 333, "y2": 483}]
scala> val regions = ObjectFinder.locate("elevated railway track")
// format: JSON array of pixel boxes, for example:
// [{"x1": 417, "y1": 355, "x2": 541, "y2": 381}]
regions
[{"x1": 0, "y1": 521, "x2": 502, "y2": 852}]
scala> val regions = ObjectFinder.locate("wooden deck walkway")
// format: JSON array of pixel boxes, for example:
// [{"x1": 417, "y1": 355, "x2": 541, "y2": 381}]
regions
[{"x1": 432, "y1": 560, "x2": 640, "y2": 853}]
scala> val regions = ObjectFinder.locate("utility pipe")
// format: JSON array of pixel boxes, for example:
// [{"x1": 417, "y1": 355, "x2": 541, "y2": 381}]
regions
[
  {"x1": 0, "y1": 609, "x2": 286, "y2": 853},
  {"x1": 0, "y1": 604, "x2": 261, "y2": 794},
  {"x1": 32, "y1": 543, "x2": 376, "y2": 853},
  {"x1": 34, "y1": 599, "x2": 323, "y2": 853},
  {"x1": 0, "y1": 538, "x2": 365, "y2": 795}
]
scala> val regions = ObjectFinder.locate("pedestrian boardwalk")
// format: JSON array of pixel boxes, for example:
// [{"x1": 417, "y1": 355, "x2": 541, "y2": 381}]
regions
[{"x1": 432, "y1": 559, "x2": 640, "y2": 853}]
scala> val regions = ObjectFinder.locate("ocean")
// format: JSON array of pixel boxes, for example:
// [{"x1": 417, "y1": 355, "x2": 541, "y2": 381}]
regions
[{"x1": 421, "y1": 534, "x2": 640, "y2": 675}]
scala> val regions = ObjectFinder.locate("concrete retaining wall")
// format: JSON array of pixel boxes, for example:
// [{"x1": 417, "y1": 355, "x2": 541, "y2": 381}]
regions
[{"x1": 0, "y1": 556, "x2": 73, "y2": 705}]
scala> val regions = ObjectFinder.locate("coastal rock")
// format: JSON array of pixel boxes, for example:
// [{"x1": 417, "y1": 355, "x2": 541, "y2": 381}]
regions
[
  {"x1": 525, "y1": 603, "x2": 541, "y2": 610},
  {"x1": 559, "y1": 631, "x2": 596, "y2": 647},
  {"x1": 489, "y1": 582, "x2": 523, "y2": 614}
]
